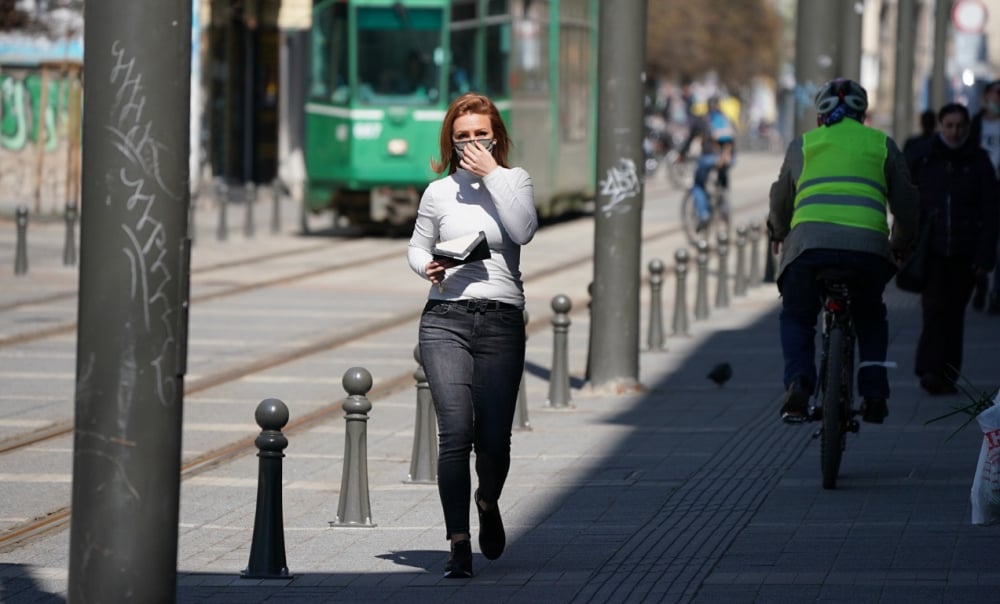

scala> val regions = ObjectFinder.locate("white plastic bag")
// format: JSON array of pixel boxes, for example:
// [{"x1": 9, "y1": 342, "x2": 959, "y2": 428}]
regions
[{"x1": 971, "y1": 402, "x2": 1000, "y2": 525}]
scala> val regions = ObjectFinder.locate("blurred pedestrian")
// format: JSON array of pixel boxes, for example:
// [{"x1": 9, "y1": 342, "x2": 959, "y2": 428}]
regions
[
  {"x1": 768, "y1": 78, "x2": 918, "y2": 424},
  {"x1": 407, "y1": 92, "x2": 537, "y2": 578},
  {"x1": 907, "y1": 102, "x2": 999, "y2": 394},
  {"x1": 970, "y1": 79, "x2": 1000, "y2": 313},
  {"x1": 903, "y1": 109, "x2": 936, "y2": 164}
]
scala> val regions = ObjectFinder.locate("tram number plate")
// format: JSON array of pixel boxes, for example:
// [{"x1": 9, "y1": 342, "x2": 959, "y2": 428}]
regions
[{"x1": 353, "y1": 122, "x2": 382, "y2": 139}]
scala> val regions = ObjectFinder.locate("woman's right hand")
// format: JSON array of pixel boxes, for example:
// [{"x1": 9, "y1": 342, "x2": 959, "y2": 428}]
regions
[{"x1": 425, "y1": 258, "x2": 457, "y2": 286}]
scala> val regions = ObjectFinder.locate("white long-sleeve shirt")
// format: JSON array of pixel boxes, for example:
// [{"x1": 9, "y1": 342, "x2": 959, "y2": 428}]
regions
[{"x1": 407, "y1": 166, "x2": 537, "y2": 307}]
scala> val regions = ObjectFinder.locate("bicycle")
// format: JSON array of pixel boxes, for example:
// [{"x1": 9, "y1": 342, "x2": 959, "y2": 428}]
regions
[
  {"x1": 680, "y1": 164, "x2": 730, "y2": 246},
  {"x1": 809, "y1": 268, "x2": 863, "y2": 490}
]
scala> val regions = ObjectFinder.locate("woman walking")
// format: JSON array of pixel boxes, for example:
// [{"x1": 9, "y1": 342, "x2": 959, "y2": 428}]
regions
[{"x1": 407, "y1": 93, "x2": 537, "y2": 577}]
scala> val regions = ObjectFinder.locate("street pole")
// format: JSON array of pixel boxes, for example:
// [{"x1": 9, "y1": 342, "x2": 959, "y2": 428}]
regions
[
  {"x1": 930, "y1": 0, "x2": 952, "y2": 111},
  {"x1": 68, "y1": 1, "x2": 191, "y2": 601},
  {"x1": 894, "y1": 0, "x2": 918, "y2": 143},
  {"x1": 794, "y1": 0, "x2": 839, "y2": 137},
  {"x1": 588, "y1": 0, "x2": 646, "y2": 393},
  {"x1": 838, "y1": 0, "x2": 864, "y2": 81}
]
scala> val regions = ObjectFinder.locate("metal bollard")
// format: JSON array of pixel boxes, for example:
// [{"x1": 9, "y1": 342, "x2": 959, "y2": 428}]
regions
[
  {"x1": 646, "y1": 259, "x2": 665, "y2": 351},
  {"x1": 14, "y1": 205, "x2": 28, "y2": 276},
  {"x1": 764, "y1": 238, "x2": 777, "y2": 283},
  {"x1": 715, "y1": 232, "x2": 730, "y2": 308},
  {"x1": 331, "y1": 367, "x2": 376, "y2": 527},
  {"x1": 405, "y1": 345, "x2": 437, "y2": 484},
  {"x1": 242, "y1": 398, "x2": 293, "y2": 579},
  {"x1": 547, "y1": 294, "x2": 572, "y2": 408},
  {"x1": 672, "y1": 248, "x2": 690, "y2": 336},
  {"x1": 189, "y1": 188, "x2": 199, "y2": 246},
  {"x1": 244, "y1": 182, "x2": 256, "y2": 238},
  {"x1": 749, "y1": 222, "x2": 762, "y2": 285},
  {"x1": 694, "y1": 239, "x2": 710, "y2": 320},
  {"x1": 216, "y1": 179, "x2": 229, "y2": 241},
  {"x1": 271, "y1": 178, "x2": 282, "y2": 234},
  {"x1": 733, "y1": 224, "x2": 748, "y2": 297},
  {"x1": 514, "y1": 309, "x2": 532, "y2": 431},
  {"x1": 63, "y1": 201, "x2": 77, "y2": 266}
]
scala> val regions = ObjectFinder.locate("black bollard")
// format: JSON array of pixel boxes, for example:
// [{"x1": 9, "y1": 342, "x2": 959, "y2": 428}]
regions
[
  {"x1": 764, "y1": 239, "x2": 777, "y2": 283},
  {"x1": 14, "y1": 205, "x2": 28, "y2": 276},
  {"x1": 715, "y1": 232, "x2": 730, "y2": 308},
  {"x1": 694, "y1": 239, "x2": 710, "y2": 320},
  {"x1": 244, "y1": 182, "x2": 256, "y2": 238},
  {"x1": 547, "y1": 294, "x2": 572, "y2": 408},
  {"x1": 749, "y1": 222, "x2": 762, "y2": 285},
  {"x1": 331, "y1": 367, "x2": 376, "y2": 527},
  {"x1": 672, "y1": 248, "x2": 690, "y2": 336},
  {"x1": 646, "y1": 259, "x2": 665, "y2": 351},
  {"x1": 63, "y1": 201, "x2": 78, "y2": 266},
  {"x1": 271, "y1": 178, "x2": 282, "y2": 234},
  {"x1": 189, "y1": 187, "x2": 198, "y2": 246},
  {"x1": 216, "y1": 179, "x2": 228, "y2": 241},
  {"x1": 405, "y1": 346, "x2": 437, "y2": 484},
  {"x1": 242, "y1": 398, "x2": 293, "y2": 579},
  {"x1": 514, "y1": 309, "x2": 532, "y2": 430},
  {"x1": 733, "y1": 224, "x2": 748, "y2": 297},
  {"x1": 584, "y1": 282, "x2": 594, "y2": 383}
]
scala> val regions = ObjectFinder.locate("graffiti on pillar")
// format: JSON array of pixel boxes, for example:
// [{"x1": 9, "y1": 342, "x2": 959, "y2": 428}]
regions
[
  {"x1": 598, "y1": 157, "x2": 641, "y2": 216},
  {"x1": 1, "y1": 71, "x2": 70, "y2": 152},
  {"x1": 105, "y1": 40, "x2": 181, "y2": 406}
]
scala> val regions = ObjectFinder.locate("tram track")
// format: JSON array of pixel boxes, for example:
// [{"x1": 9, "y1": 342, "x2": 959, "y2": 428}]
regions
[
  {"x1": 0, "y1": 189, "x2": 772, "y2": 553},
  {"x1": 0, "y1": 241, "x2": 404, "y2": 348}
]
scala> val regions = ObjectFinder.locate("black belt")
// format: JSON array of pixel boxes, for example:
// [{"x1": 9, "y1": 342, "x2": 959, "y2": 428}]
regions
[{"x1": 436, "y1": 299, "x2": 520, "y2": 313}]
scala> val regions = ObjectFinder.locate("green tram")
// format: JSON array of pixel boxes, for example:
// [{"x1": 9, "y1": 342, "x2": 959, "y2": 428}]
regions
[{"x1": 304, "y1": 0, "x2": 597, "y2": 234}]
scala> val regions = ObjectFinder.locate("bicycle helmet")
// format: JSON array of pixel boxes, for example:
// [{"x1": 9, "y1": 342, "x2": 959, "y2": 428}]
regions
[{"x1": 814, "y1": 78, "x2": 868, "y2": 116}]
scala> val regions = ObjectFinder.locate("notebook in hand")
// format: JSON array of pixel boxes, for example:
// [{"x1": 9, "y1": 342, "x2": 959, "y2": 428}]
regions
[{"x1": 432, "y1": 231, "x2": 491, "y2": 265}]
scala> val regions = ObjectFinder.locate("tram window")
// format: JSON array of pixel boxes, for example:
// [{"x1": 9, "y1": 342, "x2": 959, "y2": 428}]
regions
[
  {"x1": 309, "y1": 2, "x2": 348, "y2": 102},
  {"x1": 559, "y1": 25, "x2": 589, "y2": 142},
  {"x1": 356, "y1": 7, "x2": 443, "y2": 105},
  {"x1": 485, "y1": 23, "x2": 510, "y2": 97}
]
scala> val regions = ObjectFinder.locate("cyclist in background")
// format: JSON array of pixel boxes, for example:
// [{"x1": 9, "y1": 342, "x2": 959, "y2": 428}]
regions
[
  {"x1": 767, "y1": 78, "x2": 919, "y2": 424},
  {"x1": 679, "y1": 95, "x2": 736, "y2": 232}
]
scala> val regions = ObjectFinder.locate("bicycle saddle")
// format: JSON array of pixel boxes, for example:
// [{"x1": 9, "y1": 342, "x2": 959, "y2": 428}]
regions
[{"x1": 815, "y1": 267, "x2": 864, "y2": 286}]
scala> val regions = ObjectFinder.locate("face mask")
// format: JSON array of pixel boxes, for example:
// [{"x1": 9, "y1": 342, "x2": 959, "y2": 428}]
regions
[
  {"x1": 989, "y1": 101, "x2": 1000, "y2": 115},
  {"x1": 453, "y1": 138, "x2": 495, "y2": 163}
]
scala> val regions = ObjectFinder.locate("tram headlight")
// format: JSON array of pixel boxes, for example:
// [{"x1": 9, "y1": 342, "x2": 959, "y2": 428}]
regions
[{"x1": 387, "y1": 138, "x2": 408, "y2": 156}]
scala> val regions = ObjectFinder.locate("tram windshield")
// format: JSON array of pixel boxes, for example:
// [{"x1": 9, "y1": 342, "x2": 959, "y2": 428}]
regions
[{"x1": 356, "y1": 6, "x2": 443, "y2": 105}]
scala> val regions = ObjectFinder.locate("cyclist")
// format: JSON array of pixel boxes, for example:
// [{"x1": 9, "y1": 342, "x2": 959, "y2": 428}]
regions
[
  {"x1": 679, "y1": 95, "x2": 736, "y2": 232},
  {"x1": 767, "y1": 78, "x2": 919, "y2": 424}
]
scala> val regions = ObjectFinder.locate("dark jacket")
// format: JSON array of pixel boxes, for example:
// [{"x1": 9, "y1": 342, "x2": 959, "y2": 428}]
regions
[{"x1": 906, "y1": 133, "x2": 999, "y2": 270}]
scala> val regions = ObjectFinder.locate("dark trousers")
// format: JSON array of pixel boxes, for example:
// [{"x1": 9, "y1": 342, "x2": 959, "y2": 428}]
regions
[
  {"x1": 916, "y1": 255, "x2": 975, "y2": 381},
  {"x1": 418, "y1": 300, "x2": 525, "y2": 540},
  {"x1": 778, "y1": 249, "x2": 895, "y2": 399}
]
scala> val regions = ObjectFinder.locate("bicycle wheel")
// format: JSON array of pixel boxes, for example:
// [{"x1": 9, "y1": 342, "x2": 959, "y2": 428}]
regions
[
  {"x1": 680, "y1": 189, "x2": 702, "y2": 246},
  {"x1": 820, "y1": 324, "x2": 846, "y2": 489}
]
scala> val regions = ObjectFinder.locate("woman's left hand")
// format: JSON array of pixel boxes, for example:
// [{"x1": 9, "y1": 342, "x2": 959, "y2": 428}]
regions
[{"x1": 459, "y1": 140, "x2": 498, "y2": 177}]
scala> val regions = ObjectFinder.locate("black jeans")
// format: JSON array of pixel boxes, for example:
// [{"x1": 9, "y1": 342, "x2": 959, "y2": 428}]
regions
[
  {"x1": 916, "y1": 255, "x2": 975, "y2": 381},
  {"x1": 418, "y1": 299, "x2": 526, "y2": 540},
  {"x1": 778, "y1": 249, "x2": 895, "y2": 399}
]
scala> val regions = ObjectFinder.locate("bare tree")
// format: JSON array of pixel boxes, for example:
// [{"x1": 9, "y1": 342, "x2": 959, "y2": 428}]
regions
[{"x1": 646, "y1": 0, "x2": 783, "y2": 90}]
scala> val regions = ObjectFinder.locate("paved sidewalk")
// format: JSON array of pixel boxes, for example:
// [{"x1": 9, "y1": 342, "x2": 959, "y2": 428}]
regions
[
  {"x1": 2, "y1": 153, "x2": 999, "y2": 603},
  {"x1": 4, "y1": 267, "x2": 1000, "y2": 603}
]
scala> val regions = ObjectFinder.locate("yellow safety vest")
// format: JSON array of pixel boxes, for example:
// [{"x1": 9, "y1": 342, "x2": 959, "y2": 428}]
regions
[{"x1": 792, "y1": 119, "x2": 890, "y2": 235}]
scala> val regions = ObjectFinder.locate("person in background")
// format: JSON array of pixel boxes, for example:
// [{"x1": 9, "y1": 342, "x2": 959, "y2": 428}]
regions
[
  {"x1": 767, "y1": 78, "x2": 919, "y2": 424},
  {"x1": 970, "y1": 79, "x2": 1000, "y2": 313},
  {"x1": 407, "y1": 92, "x2": 537, "y2": 578},
  {"x1": 679, "y1": 95, "x2": 736, "y2": 232},
  {"x1": 907, "y1": 102, "x2": 999, "y2": 394},
  {"x1": 903, "y1": 109, "x2": 937, "y2": 164}
]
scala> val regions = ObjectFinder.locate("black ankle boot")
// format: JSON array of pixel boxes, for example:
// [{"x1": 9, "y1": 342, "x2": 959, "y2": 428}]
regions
[{"x1": 444, "y1": 539, "x2": 473, "y2": 578}]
